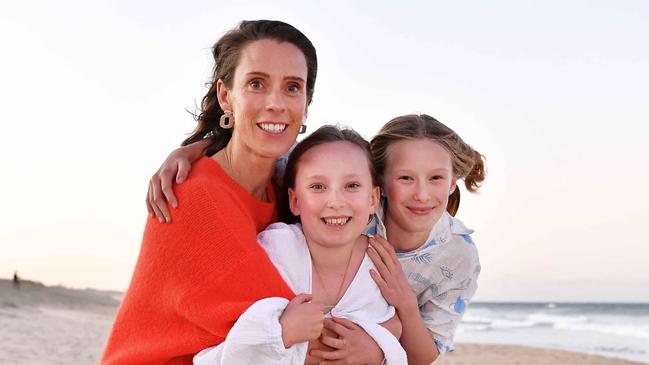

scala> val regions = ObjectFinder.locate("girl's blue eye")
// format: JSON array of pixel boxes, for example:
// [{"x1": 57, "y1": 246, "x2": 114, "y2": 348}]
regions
[
  {"x1": 346, "y1": 182, "x2": 361, "y2": 189},
  {"x1": 399, "y1": 176, "x2": 413, "y2": 181}
]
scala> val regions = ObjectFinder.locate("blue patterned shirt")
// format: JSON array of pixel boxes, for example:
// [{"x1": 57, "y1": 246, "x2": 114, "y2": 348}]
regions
[{"x1": 366, "y1": 207, "x2": 480, "y2": 353}]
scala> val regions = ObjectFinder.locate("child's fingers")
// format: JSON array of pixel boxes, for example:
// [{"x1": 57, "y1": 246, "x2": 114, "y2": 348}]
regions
[
  {"x1": 373, "y1": 235, "x2": 400, "y2": 265},
  {"x1": 367, "y1": 245, "x2": 392, "y2": 279},
  {"x1": 309, "y1": 349, "x2": 344, "y2": 361},
  {"x1": 323, "y1": 318, "x2": 350, "y2": 337},
  {"x1": 368, "y1": 237, "x2": 396, "y2": 271},
  {"x1": 369, "y1": 269, "x2": 388, "y2": 290},
  {"x1": 319, "y1": 334, "x2": 346, "y2": 349},
  {"x1": 330, "y1": 317, "x2": 359, "y2": 330}
]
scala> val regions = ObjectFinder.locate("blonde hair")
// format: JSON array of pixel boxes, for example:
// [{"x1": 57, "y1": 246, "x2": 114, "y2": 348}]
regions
[{"x1": 370, "y1": 114, "x2": 486, "y2": 216}]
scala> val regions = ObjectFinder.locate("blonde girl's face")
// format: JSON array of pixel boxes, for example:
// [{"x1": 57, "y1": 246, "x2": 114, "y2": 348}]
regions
[
  {"x1": 383, "y1": 138, "x2": 457, "y2": 238},
  {"x1": 288, "y1": 141, "x2": 380, "y2": 249}
]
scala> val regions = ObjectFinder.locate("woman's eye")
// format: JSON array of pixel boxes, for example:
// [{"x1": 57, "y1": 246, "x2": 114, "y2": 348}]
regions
[
  {"x1": 249, "y1": 80, "x2": 263, "y2": 89},
  {"x1": 287, "y1": 83, "x2": 301, "y2": 93}
]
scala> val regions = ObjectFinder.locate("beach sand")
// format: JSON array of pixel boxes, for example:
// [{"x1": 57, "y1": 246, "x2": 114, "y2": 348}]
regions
[
  {"x1": 0, "y1": 279, "x2": 645, "y2": 365},
  {"x1": 437, "y1": 344, "x2": 645, "y2": 365}
]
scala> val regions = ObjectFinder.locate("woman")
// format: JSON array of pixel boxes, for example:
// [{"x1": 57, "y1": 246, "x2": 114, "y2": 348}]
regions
[{"x1": 101, "y1": 20, "x2": 318, "y2": 365}]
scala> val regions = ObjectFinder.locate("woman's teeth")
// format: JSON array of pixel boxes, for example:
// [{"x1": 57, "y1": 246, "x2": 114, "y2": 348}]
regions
[
  {"x1": 323, "y1": 217, "x2": 350, "y2": 225},
  {"x1": 258, "y1": 123, "x2": 287, "y2": 133}
]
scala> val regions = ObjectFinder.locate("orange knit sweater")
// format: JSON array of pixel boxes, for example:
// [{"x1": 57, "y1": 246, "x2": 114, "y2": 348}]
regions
[{"x1": 101, "y1": 157, "x2": 294, "y2": 365}]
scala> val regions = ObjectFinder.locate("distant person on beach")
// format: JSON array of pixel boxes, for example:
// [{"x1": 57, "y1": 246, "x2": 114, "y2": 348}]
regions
[
  {"x1": 13, "y1": 271, "x2": 20, "y2": 289},
  {"x1": 151, "y1": 114, "x2": 486, "y2": 364}
]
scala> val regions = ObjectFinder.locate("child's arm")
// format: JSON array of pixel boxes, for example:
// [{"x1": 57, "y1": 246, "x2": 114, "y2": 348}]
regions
[
  {"x1": 367, "y1": 236, "x2": 439, "y2": 365},
  {"x1": 146, "y1": 139, "x2": 209, "y2": 222}
]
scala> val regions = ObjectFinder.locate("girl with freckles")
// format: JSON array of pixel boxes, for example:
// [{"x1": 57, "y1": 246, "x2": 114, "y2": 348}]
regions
[
  {"x1": 153, "y1": 114, "x2": 486, "y2": 365},
  {"x1": 192, "y1": 125, "x2": 406, "y2": 364}
]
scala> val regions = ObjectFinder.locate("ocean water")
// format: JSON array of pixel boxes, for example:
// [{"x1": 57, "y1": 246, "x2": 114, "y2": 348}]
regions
[{"x1": 456, "y1": 302, "x2": 649, "y2": 363}]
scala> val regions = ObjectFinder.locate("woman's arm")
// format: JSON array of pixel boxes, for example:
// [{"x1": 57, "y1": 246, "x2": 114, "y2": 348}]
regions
[
  {"x1": 367, "y1": 236, "x2": 439, "y2": 365},
  {"x1": 146, "y1": 139, "x2": 209, "y2": 222}
]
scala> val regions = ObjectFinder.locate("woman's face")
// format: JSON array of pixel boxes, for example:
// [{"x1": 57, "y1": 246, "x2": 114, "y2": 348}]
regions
[
  {"x1": 382, "y1": 138, "x2": 457, "y2": 238},
  {"x1": 288, "y1": 141, "x2": 379, "y2": 249},
  {"x1": 218, "y1": 39, "x2": 308, "y2": 159}
]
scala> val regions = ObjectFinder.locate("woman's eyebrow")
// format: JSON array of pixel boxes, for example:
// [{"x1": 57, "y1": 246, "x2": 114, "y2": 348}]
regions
[{"x1": 245, "y1": 71, "x2": 305, "y2": 83}]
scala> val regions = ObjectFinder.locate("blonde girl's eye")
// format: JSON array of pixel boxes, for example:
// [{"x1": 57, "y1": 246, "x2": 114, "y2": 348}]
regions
[
  {"x1": 398, "y1": 175, "x2": 414, "y2": 182},
  {"x1": 431, "y1": 175, "x2": 445, "y2": 181}
]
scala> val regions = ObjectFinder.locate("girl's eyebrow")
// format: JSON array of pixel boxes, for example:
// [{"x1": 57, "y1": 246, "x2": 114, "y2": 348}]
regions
[
  {"x1": 393, "y1": 167, "x2": 451, "y2": 174},
  {"x1": 304, "y1": 173, "x2": 363, "y2": 180}
]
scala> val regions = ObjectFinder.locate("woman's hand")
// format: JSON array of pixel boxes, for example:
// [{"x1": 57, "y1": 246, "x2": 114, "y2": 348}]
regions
[
  {"x1": 280, "y1": 294, "x2": 326, "y2": 348},
  {"x1": 367, "y1": 236, "x2": 418, "y2": 312},
  {"x1": 310, "y1": 317, "x2": 384, "y2": 365},
  {"x1": 146, "y1": 140, "x2": 208, "y2": 222}
]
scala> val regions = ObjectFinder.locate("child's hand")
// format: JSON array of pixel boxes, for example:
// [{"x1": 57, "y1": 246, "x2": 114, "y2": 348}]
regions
[
  {"x1": 310, "y1": 317, "x2": 384, "y2": 365},
  {"x1": 146, "y1": 139, "x2": 208, "y2": 223},
  {"x1": 279, "y1": 294, "x2": 326, "y2": 348},
  {"x1": 367, "y1": 236, "x2": 418, "y2": 313}
]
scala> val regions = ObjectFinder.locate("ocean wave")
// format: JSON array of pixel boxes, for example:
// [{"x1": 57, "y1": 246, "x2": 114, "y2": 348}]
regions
[{"x1": 461, "y1": 312, "x2": 649, "y2": 339}]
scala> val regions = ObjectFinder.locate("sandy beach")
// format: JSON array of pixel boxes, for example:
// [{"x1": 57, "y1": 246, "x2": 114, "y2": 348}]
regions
[{"x1": 0, "y1": 279, "x2": 645, "y2": 365}]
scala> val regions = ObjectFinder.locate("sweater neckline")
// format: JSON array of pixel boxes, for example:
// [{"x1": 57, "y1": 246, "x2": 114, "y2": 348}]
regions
[{"x1": 197, "y1": 156, "x2": 276, "y2": 208}]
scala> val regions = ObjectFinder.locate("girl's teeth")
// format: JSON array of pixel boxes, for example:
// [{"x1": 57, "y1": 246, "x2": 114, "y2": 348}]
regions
[
  {"x1": 259, "y1": 123, "x2": 287, "y2": 133},
  {"x1": 323, "y1": 217, "x2": 349, "y2": 225}
]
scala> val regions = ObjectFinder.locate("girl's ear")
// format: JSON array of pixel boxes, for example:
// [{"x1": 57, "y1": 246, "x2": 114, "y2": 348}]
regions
[
  {"x1": 449, "y1": 176, "x2": 458, "y2": 195},
  {"x1": 288, "y1": 187, "x2": 300, "y2": 216},
  {"x1": 216, "y1": 79, "x2": 232, "y2": 112},
  {"x1": 369, "y1": 186, "x2": 380, "y2": 214}
]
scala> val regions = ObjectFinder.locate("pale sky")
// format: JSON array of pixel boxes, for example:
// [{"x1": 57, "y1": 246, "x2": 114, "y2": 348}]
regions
[{"x1": 1, "y1": 0, "x2": 648, "y2": 302}]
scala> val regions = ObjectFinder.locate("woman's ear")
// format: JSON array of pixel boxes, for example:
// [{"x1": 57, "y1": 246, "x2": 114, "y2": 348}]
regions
[
  {"x1": 216, "y1": 79, "x2": 232, "y2": 112},
  {"x1": 369, "y1": 186, "x2": 380, "y2": 214},
  {"x1": 288, "y1": 187, "x2": 300, "y2": 216}
]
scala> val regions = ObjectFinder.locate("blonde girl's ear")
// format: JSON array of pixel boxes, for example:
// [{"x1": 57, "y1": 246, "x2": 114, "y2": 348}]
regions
[
  {"x1": 288, "y1": 187, "x2": 300, "y2": 216},
  {"x1": 216, "y1": 79, "x2": 233, "y2": 112},
  {"x1": 449, "y1": 176, "x2": 458, "y2": 195},
  {"x1": 369, "y1": 186, "x2": 380, "y2": 214}
]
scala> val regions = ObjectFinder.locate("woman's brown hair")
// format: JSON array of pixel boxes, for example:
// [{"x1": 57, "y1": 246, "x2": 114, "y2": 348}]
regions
[
  {"x1": 182, "y1": 20, "x2": 318, "y2": 156},
  {"x1": 370, "y1": 114, "x2": 486, "y2": 216}
]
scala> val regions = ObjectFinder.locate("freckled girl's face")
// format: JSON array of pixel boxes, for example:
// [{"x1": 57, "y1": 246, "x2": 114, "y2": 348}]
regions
[
  {"x1": 288, "y1": 141, "x2": 379, "y2": 248},
  {"x1": 382, "y1": 139, "x2": 457, "y2": 237}
]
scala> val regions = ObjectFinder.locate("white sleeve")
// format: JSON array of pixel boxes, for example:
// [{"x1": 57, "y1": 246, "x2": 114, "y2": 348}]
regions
[{"x1": 193, "y1": 297, "x2": 307, "y2": 365}]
